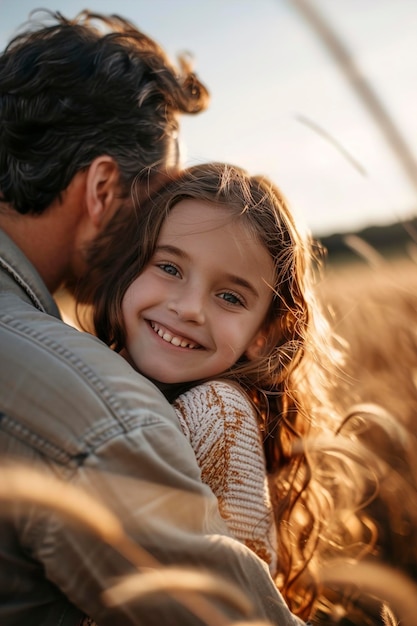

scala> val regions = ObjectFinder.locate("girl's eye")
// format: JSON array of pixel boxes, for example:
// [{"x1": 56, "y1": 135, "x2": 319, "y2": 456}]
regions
[
  {"x1": 218, "y1": 292, "x2": 245, "y2": 306},
  {"x1": 158, "y1": 263, "x2": 180, "y2": 277}
]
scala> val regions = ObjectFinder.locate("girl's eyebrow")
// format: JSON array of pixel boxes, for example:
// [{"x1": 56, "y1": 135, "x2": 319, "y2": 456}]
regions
[
  {"x1": 155, "y1": 244, "x2": 259, "y2": 298},
  {"x1": 155, "y1": 244, "x2": 188, "y2": 258},
  {"x1": 225, "y1": 274, "x2": 259, "y2": 298}
]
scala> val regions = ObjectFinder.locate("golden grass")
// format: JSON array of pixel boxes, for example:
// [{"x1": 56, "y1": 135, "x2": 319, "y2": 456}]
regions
[
  {"x1": 319, "y1": 255, "x2": 417, "y2": 425},
  {"x1": 314, "y1": 253, "x2": 417, "y2": 624},
  {"x1": 320, "y1": 560, "x2": 417, "y2": 626}
]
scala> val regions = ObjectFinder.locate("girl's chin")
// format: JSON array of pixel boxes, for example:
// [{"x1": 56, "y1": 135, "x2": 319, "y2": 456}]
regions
[{"x1": 150, "y1": 378, "x2": 187, "y2": 389}]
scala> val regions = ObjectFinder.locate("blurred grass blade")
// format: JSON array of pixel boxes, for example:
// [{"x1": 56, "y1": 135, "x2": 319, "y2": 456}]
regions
[{"x1": 103, "y1": 567, "x2": 254, "y2": 619}]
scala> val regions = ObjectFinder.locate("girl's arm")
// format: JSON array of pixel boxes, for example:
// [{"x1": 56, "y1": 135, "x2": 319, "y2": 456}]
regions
[{"x1": 174, "y1": 380, "x2": 277, "y2": 576}]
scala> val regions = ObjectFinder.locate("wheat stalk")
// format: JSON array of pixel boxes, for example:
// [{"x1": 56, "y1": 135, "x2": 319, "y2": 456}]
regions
[
  {"x1": 0, "y1": 461, "x2": 261, "y2": 626},
  {"x1": 321, "y1": 560, "x2": 417, "y2": 626}
]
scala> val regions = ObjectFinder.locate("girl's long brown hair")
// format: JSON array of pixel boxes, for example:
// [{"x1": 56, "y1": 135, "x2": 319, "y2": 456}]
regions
[{"x1": 76, "y1": 163, "x2": 373, "y2": 619}]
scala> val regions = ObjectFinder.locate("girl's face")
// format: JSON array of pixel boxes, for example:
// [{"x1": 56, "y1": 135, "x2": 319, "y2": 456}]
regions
[{"x1": 121, "y1": 199, "x2": 275, "y2": 384}]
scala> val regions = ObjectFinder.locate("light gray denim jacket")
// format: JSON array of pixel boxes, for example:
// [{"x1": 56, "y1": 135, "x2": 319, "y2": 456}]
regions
[{"x1": 0, "y1": 228, "x2": 306, "y2": 626}]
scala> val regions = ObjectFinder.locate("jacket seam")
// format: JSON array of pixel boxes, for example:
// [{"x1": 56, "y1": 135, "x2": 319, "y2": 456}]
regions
[
  {"x1": 1, "y1": 313, "x2": 132, "y2": 423},
  {"x1": 0, "y1": 256, "x2": 46, "y2": 312},
  {"x1": 0, "y1": 314, "x2": 164, "y2": 461},
  {"x1": 0, "y1": 412, "x2": 79, "y2": 465}
]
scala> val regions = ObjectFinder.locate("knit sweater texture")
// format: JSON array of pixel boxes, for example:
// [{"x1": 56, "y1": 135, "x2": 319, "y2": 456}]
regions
[{"x1": 174, "y1": 380, "x2": 277, "y2": 575}]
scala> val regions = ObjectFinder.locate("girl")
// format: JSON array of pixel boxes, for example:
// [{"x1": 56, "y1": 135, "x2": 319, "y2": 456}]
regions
[{"x1": 76, "y1": 163, "x2": 370, "y2": 621}]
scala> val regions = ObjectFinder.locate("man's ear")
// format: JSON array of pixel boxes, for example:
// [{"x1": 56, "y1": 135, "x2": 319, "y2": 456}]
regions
[{"x1": 85, "y1": 156, "x2": 120, "y2": 228}]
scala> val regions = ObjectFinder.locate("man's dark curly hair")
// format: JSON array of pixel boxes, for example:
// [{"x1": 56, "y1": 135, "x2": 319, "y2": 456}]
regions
[{"x1": 0, "y1": 9, "x2": 209, "y2": 215}]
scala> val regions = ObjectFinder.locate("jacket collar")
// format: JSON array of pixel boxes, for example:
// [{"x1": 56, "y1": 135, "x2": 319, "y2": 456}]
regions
[{"x1": 0, "y1": 228, "x2": 60, "y2": 318}]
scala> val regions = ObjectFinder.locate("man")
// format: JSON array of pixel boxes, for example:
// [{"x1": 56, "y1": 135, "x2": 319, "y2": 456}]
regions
[{"x1": 0, "y1": 10, "x2": 304, "y2": 626}]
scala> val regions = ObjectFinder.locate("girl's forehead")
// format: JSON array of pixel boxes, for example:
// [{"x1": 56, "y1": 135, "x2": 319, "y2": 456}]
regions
[
  {"x1": 163, "y1": 198, "x2": 247, "y2": 234},
  {"x1": 159, "y1": 198, "x2": 275, "y2": 288}
]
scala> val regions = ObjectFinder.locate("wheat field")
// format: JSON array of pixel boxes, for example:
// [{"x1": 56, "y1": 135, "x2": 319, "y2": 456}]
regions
[
  {"x1": 318, "y1": 252, "x2": 417, "y2": 615},
  {"x1": 319, "y1": 253, "x2": 417, "y2": 426}
]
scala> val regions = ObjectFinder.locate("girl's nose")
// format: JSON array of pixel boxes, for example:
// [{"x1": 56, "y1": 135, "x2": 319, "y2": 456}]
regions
[{"x1": 168, "y1": 287, "x2": 206, "y2": 324}]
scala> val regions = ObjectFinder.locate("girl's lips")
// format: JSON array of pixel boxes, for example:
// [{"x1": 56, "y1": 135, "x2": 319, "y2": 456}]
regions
[{"x1": 149, "y1": 321, "x2": 201, "y2": 349}]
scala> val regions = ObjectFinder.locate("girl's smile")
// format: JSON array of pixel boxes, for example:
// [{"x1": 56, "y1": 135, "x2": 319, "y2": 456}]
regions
[
  {"x1": 148, "y1": 320, "x2": 202, "y2": 350},
  {"x1": 121, "y1": 198, "x2": 275, "y2": 384}
]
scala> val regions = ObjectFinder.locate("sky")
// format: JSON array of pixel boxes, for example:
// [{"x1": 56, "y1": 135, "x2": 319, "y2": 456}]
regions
[{"x1": 1, "y1": 0, "x2": 417, "y2": 236}]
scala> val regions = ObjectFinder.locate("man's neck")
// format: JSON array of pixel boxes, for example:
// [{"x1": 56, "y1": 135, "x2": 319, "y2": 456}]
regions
[{"x1": 0, "y1": 207, "x2": 73, "y2": 293}]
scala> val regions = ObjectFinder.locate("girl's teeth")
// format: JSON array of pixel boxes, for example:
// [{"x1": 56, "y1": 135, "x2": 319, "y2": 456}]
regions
[{"x1": 151, "y1": 322, "x2": 197, "y2": 349}]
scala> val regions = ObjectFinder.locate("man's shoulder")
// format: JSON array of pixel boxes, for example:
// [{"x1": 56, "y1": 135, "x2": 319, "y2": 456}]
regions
[{"x1": 0, "y1": 301, "x2": 177, "y2": 466}]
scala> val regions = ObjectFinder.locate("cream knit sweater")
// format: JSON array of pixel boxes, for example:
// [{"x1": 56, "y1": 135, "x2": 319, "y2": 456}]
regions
[{"x1": 173, "y1": 380, "x2": 277, "y2": 575}]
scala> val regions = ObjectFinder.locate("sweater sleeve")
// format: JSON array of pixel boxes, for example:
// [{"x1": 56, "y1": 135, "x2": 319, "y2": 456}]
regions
[{"x1": 173, "y1": 381, "x2": 277, "y2": 576}]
